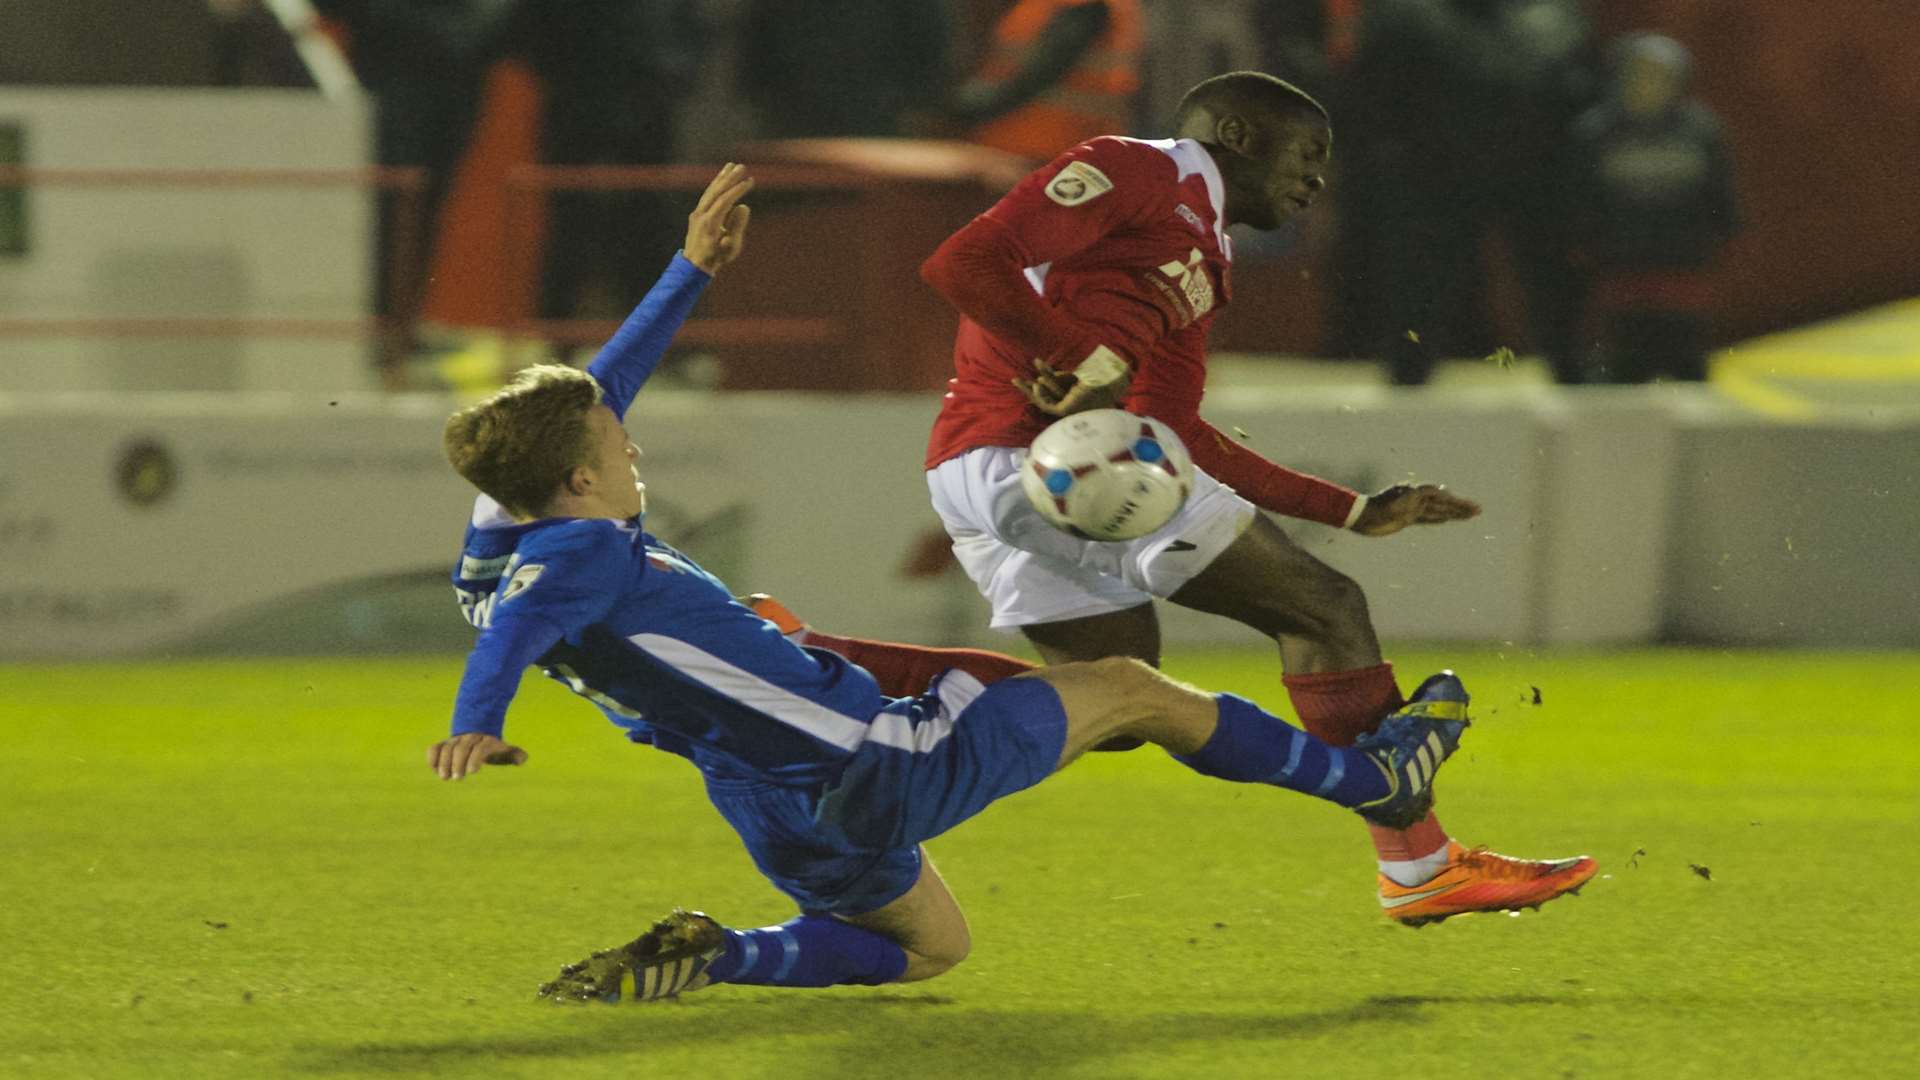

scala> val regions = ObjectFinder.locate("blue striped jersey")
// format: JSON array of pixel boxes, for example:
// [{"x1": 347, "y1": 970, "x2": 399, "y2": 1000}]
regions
[
  {"x1": 449, "y1": 509, "x2": 912, "y2": 785},
  {"x1": 445, "y1": 251, "x2": 947, "y2": 784}
]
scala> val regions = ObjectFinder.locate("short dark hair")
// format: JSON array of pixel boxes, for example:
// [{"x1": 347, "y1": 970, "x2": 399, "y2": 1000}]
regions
[{"x1": 1176, "y1": 71, "x2": 1328, "y2": 129}]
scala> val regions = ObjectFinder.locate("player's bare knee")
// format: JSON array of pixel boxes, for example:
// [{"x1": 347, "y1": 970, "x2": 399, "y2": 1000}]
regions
[
  {"x1": 1312, "y1": 568, "x2": 1370, "y2": 625},
  {"x1": 1089, "y1": 654, "x2": 1157, "y2": 684},
  {"x1": 1264, "y1": 566, "x2": 1371, "y2": 644},
  {"x1": 1320, "y1": 572, "x2": 1375, "y2": 645},
  {"x1": 933, "y1": 926, "x2": 973, "y2": 971},
  {"x1": 901, "y1": 931, "x2": 971, "y2": 981}
]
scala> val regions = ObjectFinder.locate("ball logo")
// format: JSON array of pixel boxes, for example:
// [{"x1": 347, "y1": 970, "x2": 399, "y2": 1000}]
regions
[
  {"x1": 1101, "y1": 498, "x2": 1142, "y2": 534},
  {"x1": 115, "y1": 438, "x2": 178, "y2": 508},
  {"x1": 1045, "y1": 160, "x2": 1114, "y2": 207}
]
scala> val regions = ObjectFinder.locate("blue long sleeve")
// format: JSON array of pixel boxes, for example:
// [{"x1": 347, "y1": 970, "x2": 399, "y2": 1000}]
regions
[
  {"x1": 450, "y1": 613, "x2": 565, "y2": 737},
  {"x1": 589, "y1": 252, "x2": 713, "y2": 419},
  {"x1": 448, "y1": 523, "x2": 628, "y2": 737}
]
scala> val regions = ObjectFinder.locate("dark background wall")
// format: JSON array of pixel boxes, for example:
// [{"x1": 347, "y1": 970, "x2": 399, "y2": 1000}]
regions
[
  {"x1": 6, "y1": 0, "x2": 1916, "y2": 357},
  {"x1": 1218, "y1": 0, "x2": 1920, "y2": 356}
]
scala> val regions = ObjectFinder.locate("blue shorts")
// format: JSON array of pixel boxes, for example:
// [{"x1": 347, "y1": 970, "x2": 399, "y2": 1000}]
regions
[{"x1": 703, "y1": 672, "x2": 1066, "y2": 915}]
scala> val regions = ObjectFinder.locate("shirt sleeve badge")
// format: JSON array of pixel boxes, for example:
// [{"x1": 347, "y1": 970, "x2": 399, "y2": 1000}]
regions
[
  {"x1": 500, "y1": 562, "x2": 546, "y2": 602},
  {"x1": 1045, "y1": 160, "x2": 1115, "y2": 206}
]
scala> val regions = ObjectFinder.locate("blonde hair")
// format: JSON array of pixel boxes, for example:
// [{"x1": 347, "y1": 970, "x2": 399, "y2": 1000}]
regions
[{"x1": 442, "y1": 364, "x2": 602, "y2": 519}]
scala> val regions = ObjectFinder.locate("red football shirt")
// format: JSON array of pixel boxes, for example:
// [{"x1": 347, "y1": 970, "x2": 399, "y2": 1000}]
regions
[{"x1": 921, "y1": 136, "x2": 1360, "y2": 528}]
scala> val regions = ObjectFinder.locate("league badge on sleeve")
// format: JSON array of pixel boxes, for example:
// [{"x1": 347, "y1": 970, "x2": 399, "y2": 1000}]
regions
[
  {"x1": 1046, "y1": 160, "x2": 1114, "y2": 207},
  {"x1": 501, "y1": 562, "x2": 546, "y2": 602}
]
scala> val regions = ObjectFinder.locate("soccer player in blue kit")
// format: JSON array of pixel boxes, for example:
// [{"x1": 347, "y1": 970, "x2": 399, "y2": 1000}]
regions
[{"x1": 430, "y1": 164, "x2": 1470, "y2": 1003}]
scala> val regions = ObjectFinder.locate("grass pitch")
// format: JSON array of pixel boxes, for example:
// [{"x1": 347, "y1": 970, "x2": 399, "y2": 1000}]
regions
[{"x1": 3, "y1": 649, "x2": 1916, "y2": 1079}]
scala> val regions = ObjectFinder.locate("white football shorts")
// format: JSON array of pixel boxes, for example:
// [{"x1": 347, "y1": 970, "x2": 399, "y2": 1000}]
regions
[{"x1": 926, "y1": 445, "x2": 1256, "y2": 630}]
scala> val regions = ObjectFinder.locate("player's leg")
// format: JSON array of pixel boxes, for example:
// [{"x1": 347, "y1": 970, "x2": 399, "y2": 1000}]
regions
[
  {"x1": 537, "y1": 899, "x2": 926, "y2": 1003},
  {"x1": 837, "y1": 851, "x2": 971, "y2": 982},
  {"x1": 1025, "y1": 658, "x2": 1464, "y2": 826},
  {"x1": 1020, "y1": 604, "x2": 1160, "y2": 751},
  {"x1": 1139, "y1": 487, "x2": 1449, "y2": 880},
  {"x1": 1130, "y1": 474, "x2": 1597, "y2": 918},
  {"x1": 746, "y1": 594, "x2": 1036, "y2": 695},
  {"x1": 929, "y1": 447, "x2": 1593, "y2": 915},
  {"x1": 540, "y1": 800, "x2": 953, "y2": 1001},
  {"x1": 1019, "y1": 603, "x2": 1161, "y2": 666},
  {"x1": 1166, "y1": 513, "x2": 1406, "y2": 748},
  {"x1": 1170, "y1": 512, "x2": 1381, "y2": 675}
]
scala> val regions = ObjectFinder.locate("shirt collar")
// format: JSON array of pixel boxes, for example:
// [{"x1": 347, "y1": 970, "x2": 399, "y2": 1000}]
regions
[{"x1": 1141, "y1": 137, "x2": 1232, "y2": 255}]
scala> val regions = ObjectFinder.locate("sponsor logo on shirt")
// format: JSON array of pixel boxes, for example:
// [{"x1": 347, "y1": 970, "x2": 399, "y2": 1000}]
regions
[
  {"x1": 459, "y1": 554, "x2": 511, "y2": 581},
  {"x1": 1045, "y1": 160, "x2": 1114, "y2": 207},
  {"x1": 1173, "y1": 203, "x2": 1207, "y2": 236},
  {"x1": 1148, "y1": 247, "x2": 1216, "y2": 325}
]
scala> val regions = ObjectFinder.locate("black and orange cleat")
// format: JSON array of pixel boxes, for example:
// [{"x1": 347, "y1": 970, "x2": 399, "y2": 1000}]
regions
[{"x1": 538, "y1": 909, "x2": 728, "y2": 1003}]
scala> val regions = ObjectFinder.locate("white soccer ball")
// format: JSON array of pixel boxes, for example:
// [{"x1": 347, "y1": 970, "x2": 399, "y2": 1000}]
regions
[{"x1": 1020, "y1": 410, "x2": 1193, "y2": 541}]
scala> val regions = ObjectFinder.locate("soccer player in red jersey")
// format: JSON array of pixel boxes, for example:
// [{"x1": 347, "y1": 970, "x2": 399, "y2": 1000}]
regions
[{"x1": 918, "y1": 71, "x2": 1596, "y2": 925}]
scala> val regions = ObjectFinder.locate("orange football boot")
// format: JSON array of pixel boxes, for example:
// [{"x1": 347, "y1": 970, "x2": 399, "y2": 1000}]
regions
[{"x1": 1380, "y1": 841, "x2": 1598, "y2": 927}]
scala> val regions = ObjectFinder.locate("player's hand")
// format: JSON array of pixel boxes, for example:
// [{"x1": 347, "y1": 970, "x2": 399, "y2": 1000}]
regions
[
  {"x1": 1014, "y1": 357, "x2": 1131, "y2": 417},
  {"x1": 1349, "y1": 483, "x2": 1482, "y2": 537},
  {"x1": 683, "y1": 162, "x2": 753, "y2": 275},
  {"x1": 427, "y1": 732, "x2": 529, "y2": 780}
]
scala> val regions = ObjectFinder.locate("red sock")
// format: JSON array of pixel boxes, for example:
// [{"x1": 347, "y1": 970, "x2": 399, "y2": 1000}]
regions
[
  {"x1": 1284, "y1": 663, "x2": 1450, "y2": 862},
  {"x1": 798, "y1": 629, "x2": 1035, "y2": 697},
  {"x1": 1282, "y1": 663, "x2": 1403, "y2": 747},
  {"x1": 1368, "y1": 812, "x2": 1449, "y2": 862}
]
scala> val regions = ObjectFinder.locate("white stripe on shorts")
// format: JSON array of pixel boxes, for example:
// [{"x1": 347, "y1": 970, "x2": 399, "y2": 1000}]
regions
[{"x1": 865, "y1": 670, "x2": 986, "y2": 755}]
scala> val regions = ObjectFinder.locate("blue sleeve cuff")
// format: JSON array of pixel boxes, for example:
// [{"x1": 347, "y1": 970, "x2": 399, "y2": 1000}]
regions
[{"x1": 668, "y1": 250, "x2": 713, "y2": 282}]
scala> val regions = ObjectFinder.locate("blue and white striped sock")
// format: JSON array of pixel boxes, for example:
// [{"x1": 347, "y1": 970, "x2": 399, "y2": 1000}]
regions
[
  {"x1": 703, "y1": 915, "x2": 908, "y2": 988},
  {"x1": 1173, "y1": 693, "x2": 1390, "y2": 808}
]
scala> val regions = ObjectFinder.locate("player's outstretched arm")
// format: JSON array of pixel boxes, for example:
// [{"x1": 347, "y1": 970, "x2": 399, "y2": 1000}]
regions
[
  {"x1": 588, "y1": 163, "x2": 754, "y2": 419},
  {"x1": 427, "y1": 732, "x2": 528, "y2": 781},
  {"x1": 1152, "y1": 410, "x2": 1363, "y2": 528},
  {"x1": 1349, "y1": 483, "x2": 1483, "y2": 537}
]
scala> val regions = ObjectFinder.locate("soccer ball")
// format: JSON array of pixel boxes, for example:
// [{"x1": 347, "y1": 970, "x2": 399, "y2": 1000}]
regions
[{"x1": 1020, "y1": 410, "x2": 1193, "y2": 541}]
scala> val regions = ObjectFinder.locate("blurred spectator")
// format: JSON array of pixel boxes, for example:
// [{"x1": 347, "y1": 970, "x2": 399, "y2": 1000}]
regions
[
  {"x1": 1337, "y1": 0, "x2": 1599, "y2": 384},
  {"x1": 938, "y1": 0, "x2": 1142, "y2": 161},
  {"x1": 315, "y1": 0, "x2": 702, "y2": 375},
  {"x1": 1255, "y1": 0, "x2": 1361, "y2": 101},
  {"x1": 1134, "y1": 1, "x2": 1260, "y2": 136},
  {"x1": 0, "y1": 0, "x2": 310, "y2": 86},
  {"x1": 737, "y1": 0, "x2": 950, "y2": 138},
  {"x1": 1567, "y1": 34, "x2": 1738, "y2": 382}
]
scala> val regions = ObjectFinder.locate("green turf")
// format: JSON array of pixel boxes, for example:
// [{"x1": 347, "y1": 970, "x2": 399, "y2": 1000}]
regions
[{"x1": 4, "y1": 649, "x2": 1916, "y2": 1079}]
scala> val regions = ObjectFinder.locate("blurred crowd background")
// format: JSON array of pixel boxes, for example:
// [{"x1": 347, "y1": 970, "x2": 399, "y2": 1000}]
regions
[
  {"x1": 4, "y1": 0, "x2": 1914, "y2": 394},
  {"x1": 4, "y1": 2, "x2": 1918, "y2": 657}
]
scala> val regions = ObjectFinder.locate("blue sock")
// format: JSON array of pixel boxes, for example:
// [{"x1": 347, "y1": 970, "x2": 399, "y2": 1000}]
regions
[
  {"x1": 703, "y1": 915, "x2": 909, "y2": 988},
  {"x1": 1174, "y1": 694, "x2": 1388, "y2": 808}
]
